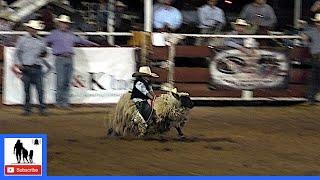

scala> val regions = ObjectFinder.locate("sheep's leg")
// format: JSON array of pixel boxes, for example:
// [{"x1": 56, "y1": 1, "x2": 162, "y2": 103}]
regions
[
  {"x1": 107, "y1": 128, "x2": 114, "y2": 136},
  {"x1": 107, "y1": 128, "x2": 120, "y2": 137},
  {"x1": 175, "y1": 127, "x2": 184, "y2": 137}
]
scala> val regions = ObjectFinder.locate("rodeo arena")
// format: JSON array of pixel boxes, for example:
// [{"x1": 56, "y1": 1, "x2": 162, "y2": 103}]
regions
[{"x1": 1, "y1": 0, "x2": 320, "y2": 176}]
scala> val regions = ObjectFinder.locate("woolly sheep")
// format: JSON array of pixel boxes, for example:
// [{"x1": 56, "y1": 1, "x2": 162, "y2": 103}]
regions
[{"x1": 107, "y1": 91, "x2": 194, "y2": 137}]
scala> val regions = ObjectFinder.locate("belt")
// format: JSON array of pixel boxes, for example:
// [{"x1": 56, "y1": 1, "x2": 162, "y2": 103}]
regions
[
  {"x1": 23, "y1": 64, "x2": 41, "y2": 68},
  {"x1": 55, "y1": 53, "x2": 73, "y2": 58}
]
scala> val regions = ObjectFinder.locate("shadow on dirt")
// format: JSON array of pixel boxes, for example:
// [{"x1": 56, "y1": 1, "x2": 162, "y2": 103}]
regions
[{"x1": 101, "y1": 136, "x2": 237, "y2": 143}]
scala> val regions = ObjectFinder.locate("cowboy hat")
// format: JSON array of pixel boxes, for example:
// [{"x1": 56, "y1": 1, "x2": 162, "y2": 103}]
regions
[
  {"x1": 244, "y1": 38, "x2": 259, "y2": 48},
  {"x1": 132, "y1": 66, "x2": 159, "y2": 78},
  {"x1": 311, "y1": 13, "x2": 320, "y2": 22},
  {"x1": 116, "y1": 1, "x2": 127, "y2": 7},
  {"x1": 231, "y1": 19, "x2": 250, "y2": 26},
  {"x1": 23, "y1": 20, "x2": 44, "y2": 30},
  {"x1": 55, "y1": 14, "x2": 72, "y2": 23}
]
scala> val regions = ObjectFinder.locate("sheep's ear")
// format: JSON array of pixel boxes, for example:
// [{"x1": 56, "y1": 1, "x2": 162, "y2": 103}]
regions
[{"x1": 171, "y1": 92, "x2": 180, "y2": 100}]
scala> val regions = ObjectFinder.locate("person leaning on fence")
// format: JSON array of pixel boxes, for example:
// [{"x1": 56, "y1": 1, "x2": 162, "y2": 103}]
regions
[
  {"x1": 153, "y1": 0, "x2": 182, "y2": 32},
  {"x1": 301, "y1": 13, "x2": 320, "y2": 105},
  {"x1": 225, "y1": 19, "x2": 253, "y2": 55},
  {"x1": 13, "y1": 20, "x2": 51, "y2": 116},
  {"x1": 197, "y1": 0, "x2": 226, "y2": 46},
  {"x1": 131, "y1": 66, "x2": 159, "y2": 131},
  {"x1": 240, "y1": 0, "x2": 277, "y2": 34},
  {"x1": 45, "y1": 15, "x2": 99, "y2": 109}
]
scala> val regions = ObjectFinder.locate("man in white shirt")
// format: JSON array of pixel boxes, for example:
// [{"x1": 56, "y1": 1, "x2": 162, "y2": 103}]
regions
[
  {"x1": 197, "y1": 0, "x2": 226, "y2": 46},
  {"x1": 153, "y1": 0, "x2": 182, "y2": 32}
]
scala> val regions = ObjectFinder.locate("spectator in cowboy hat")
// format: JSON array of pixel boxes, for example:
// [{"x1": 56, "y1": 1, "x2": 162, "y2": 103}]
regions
[
  {"x1": 45, "y1": 14, "x2": 99, "y2": 109},
  {"x1": 302, "y1": 13, "x2": 320, "y2": 105},
  {"x1": 131, "y1": 66, "x2": 159, "y2": 126},
  {"x1": 14, "y1": 20, "x2": 51, "y2": 116},
  {"x1": 225, "y1": 19, "x2": 253, "y2": 55}
]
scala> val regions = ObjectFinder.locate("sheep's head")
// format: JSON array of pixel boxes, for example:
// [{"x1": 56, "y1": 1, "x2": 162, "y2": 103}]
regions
[
  {"x1": 171, "y1": 91, "x2": 194, "y2": 109},
  {"x1": 161, "y1": 84, "x2": 194, "y2": 109}
]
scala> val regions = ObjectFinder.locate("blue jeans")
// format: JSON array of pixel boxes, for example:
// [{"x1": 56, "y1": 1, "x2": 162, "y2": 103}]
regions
[
  {"x1": 308, "y1": 55, "x2": 320, "y2": 103},
  {"x1": 55, "y1": 56, "x2": 73, "y2": 106},
  {"x1": 21, "y1": 65, "x2": 45, "y2": 112}
]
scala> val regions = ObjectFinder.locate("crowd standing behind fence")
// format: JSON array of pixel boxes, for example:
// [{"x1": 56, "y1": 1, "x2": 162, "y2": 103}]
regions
[{"x1": 0, "y1": 0, "x2": 315, "y2": 46}]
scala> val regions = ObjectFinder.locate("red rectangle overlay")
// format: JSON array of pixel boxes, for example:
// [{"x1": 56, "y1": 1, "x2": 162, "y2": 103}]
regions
[{"x1": 5, "y1": 165, "x2": 42, "y2": 176}]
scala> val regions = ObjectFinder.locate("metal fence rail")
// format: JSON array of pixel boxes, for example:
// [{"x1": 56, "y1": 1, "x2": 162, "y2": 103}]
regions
[
  {"x1": 0, "y1": 31, "x2": 133, "y2": 36},
  {"x1": 0, "y1": 31, "x2": 301, "y2": 39}
]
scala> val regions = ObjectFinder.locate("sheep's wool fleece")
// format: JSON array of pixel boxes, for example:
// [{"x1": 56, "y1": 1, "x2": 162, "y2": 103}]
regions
[
  {"x1": 110, "y1": 92, "x2": 190, "y2": 136},
  {"x1": 111, "y1": 93, "x2": 136, "y2": 136},
  {"x1": 154, "y1": 93, "x2": 189, "y2": 126}
]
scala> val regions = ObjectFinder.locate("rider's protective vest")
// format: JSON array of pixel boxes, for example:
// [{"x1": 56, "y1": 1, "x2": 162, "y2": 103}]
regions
[{"x1": 131, "y1": 77, "x2": 151, "y2": 100}]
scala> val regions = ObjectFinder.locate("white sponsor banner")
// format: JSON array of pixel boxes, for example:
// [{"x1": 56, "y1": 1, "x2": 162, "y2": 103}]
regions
[
  {"x1": 3, "y1": 47, "x2": 135, "y2": 104},
  {"x1": 210, "y1": 49, "x2": 289, "y2": 90}
]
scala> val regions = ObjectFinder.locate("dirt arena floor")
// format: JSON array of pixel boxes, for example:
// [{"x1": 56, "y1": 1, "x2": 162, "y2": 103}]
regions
[{"x1": 1, "y1": 103, "x2": 320, "y2": 175}]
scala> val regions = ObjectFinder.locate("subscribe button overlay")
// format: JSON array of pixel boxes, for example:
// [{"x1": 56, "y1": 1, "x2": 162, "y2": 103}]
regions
[
  {"x1": 5, "y1": 165, "x2": 42, "y2": 176},
  {"x1": 4, "y1": 137, "x2": 44, "y2": 176}
]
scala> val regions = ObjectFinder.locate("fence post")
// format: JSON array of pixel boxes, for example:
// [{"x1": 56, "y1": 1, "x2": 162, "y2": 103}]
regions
[
  {"x1": 166, "y1": 34, "x2": 184, "y2": 87},
  {"x1": 107, "y1": 0, "x2": 115, "y2": 45}
]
